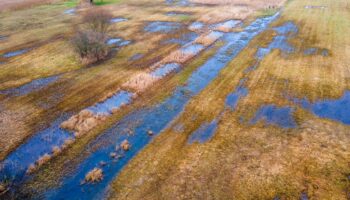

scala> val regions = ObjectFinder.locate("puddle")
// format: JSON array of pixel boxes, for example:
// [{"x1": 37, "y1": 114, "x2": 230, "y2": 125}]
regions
[
  {"x1": 180, "y1": 44, "x2": 205, "y2": 55},
  {"x1": 107, "y1": 38, "x2": 131, "y2": 47},
  {"x1": 188, "y1": 22, "x2": 205, "y2": 31},
  {"x1": 304, "y1": 47, "x2": 329, "y2": 56},
  {"x1": 166, "y1": 11, "x2": 190, "y2": 16},
  {"x1": 188, "y1": 119, "x2": 218, "y2": 144},
  {"x1": 2, "y1": 49, "x2": 30, "y2": 58},
  {"x1": 273, "y1": 21, "x2": 298, "y2": 35},
  {"x1": 225, "y1": 79, "x2": 248, "y2": 110},
  {"x1": 305, "y1": 5, "x2": 327, "y2": 9},
  {"x1": 210, "y1": 20, "x2": 241, "y2": 30},
  {"x1": 321, "y1": 49, "x2": 329, "y2": 56},
  {"x1": 144, "y1": 21, "x2": 183, "y2": 33},
  {"x1": 64, "y1": 8, "x2": 75, "y2": 15},
  {"x1": 293, "y1": 91, "x2": 350, "y2": 125},
  {"x1": 17, "y1": 13, "x2": 279, "y2": 199},
  {"x1": 243, "y1": 64, "x2": 258, "y2": 74},
  {"x1": 165, "y1": 0, "x2": 192, "y2": 6},
  {"x1": 250, "y1": 104, "x2": 297, "y2": 128},
  {"x1": 150, "y1": 63, "x2": 181, "y2": 78},
  {"x1": 256, "y1": 22, "x2": 298, "y2": 60},
  {"x1": 164, "y1": 32, "x2": 198, "y2": 45},
  {"x1": 129, "y1": 53, "x2": 144, "y2": 61},
  {"x1": 87, "y1": 91, "x2": 134, "y2": 115},
  {"x1": 110, "y1": 18, "x2": 127, "y2": 23},
  {"x1": 300, "y1": 192, "x2": 309, "y2": 200},
  {"x1": 0, "y1": 114, "x2": 73, "y2": 183},
  {"x1": 0, "y1": 35, "x2": 7, "y2": 41},
  {"x1": 0, "y1": 75, "x2": 60, "y2": 97}
]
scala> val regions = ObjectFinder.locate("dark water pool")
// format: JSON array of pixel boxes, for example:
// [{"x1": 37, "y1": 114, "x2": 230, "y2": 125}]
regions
[
  {"x1": 250, "y1": 104, "x2": 297, "y2": 128},
  {"x1": 163, "y1": 32, "x2": 198, "y2": 45},
  {"x1": 87, "y1": 91, "x2": 134, "y2": 115},
  {"x1": 0, "y1": 75, "x2": 60, "y2": 97},
  {"x1": 144, "y1": 21, "x2": 183, "y2": 33},
  {"x1": 188, "y1": 119, "x2": 219, "y2": 144},
  {"x1": 110, "y1": 18, "x2": 127, "y2": 23},
  {"x1": 294, "y1": 91, "x2": 350, "y2": 125},
  {"x1": 2, "y1": 49, "x2": 30, "y2": 58},
  {"x1": 150, "y1": 63, "x2": 181, "y2": 78}
]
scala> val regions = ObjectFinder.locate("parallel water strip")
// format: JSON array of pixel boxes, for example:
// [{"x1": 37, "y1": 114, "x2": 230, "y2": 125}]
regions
[{"x1": 40, "y1": 13, "x2": 280, "y2": 200}]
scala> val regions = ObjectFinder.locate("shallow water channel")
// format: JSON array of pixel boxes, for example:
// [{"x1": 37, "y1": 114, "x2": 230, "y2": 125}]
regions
[{"x1": 31, "y1": 13, "x2": 280, "y2": 200}]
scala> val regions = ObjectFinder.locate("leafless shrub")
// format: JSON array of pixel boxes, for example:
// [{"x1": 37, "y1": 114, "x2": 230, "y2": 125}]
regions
[
  {"x1": 72, "y1": 9, "x2": 112, "y2": 65},
  {"x1": 82, "y1": 9, "x2": 113, "y2": 34},
  {"x1": 72, "y1": 30, "x2": 109, "y2": 65}
]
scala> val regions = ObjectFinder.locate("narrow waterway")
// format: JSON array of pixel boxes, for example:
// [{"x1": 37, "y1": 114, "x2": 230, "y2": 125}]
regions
[{"x1": 38, "y1": 13, "x2": 279, "y2": 200}]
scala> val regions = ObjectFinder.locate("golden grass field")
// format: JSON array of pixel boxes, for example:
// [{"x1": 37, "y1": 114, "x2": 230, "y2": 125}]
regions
[{"x1": 0, "y1": 0, "x2": 349, "y2": 199}]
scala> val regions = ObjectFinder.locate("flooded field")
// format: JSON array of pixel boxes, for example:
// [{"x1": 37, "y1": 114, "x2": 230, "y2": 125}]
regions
[{"x1": 0, "y1": 0, "x2": 349, "y2": 199}]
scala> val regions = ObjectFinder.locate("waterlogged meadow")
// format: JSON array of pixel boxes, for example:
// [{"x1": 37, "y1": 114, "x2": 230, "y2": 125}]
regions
[{"x1": 0, "y1": 0, "x2": 350, "y2": 199}]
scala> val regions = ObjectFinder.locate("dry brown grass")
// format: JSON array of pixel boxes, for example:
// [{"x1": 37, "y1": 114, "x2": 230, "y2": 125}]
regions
[
  {"x1": 51, "y1": 146, "x2": 62, "y2": 157},
  {"x1": 194, "y1": 32, "x2": 222, "y2": 46},
  {"x1": 0, "y1": 0, "x2": 61, "y2": 12},
  {"x1": 85, "y1": 167, "x2": 103, "y2": 183},
  {"x1": 190, "y1": 0, "x2": 284, "y2": 7},
  {"x1": 60, "y1": 110, "x2": 107, "y2": 138},
  {"x1": 122, "y1": 72, "x2": 159, "y2": 92},
  {"x1": 120, "y1": 140, "x2": 130, "y2": 151}
]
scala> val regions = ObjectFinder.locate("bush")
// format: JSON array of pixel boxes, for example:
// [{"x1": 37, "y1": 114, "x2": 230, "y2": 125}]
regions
[
  {"x1": 72, "y1": 9, "x2": 112, "y2": 65},
  {"x1": 72, "y1": 30, "x2": 109, "y2": 65},
  {"x1": 82, "y1": 9, "x2": 113, "y2": 34}
]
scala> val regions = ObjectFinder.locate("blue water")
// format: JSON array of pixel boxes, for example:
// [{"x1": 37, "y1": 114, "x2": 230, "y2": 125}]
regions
[
  {"x1": 300, "y1": 192, "x2": 309, "y2": 200},
  {"x1": 180, "y1": 44, "x2": 205, "y2": 55},
  {"x1": 150, "y1": 63, "x2": 181, "y2": 78},
  {"x1": 321, "y1": 49, "x2": 329, "y2": 56},
  {"x1": 0, "y1": 93, "x2": 132, "y2": 184},
  {"x1": 129, "y1": 53, "x2": 144, "y2": 61},
  {"x1": 39, "y1": 13, "x2": 279, "y2": 200},
  {"x1": 250, "y1": 105, "x2": 297, "y2": 128},
  {"x1": 106, "y1": 38, "x2": 131, "y2": 47},
  {"x1": 293, "y1": 91, "x2": 350, "y2": 125},
  {"x1": 165, "y1": 0, "x2": 192, "y2": 6},
  {"x1": 188, "y1": 119, "x2": 218, "y2": 143},
  {"x1": 110, "y1": 18, "x2": 127, "y2": 23},
  {"x1": 304, "y1": 48, "x2": 317, "y2": 55},
  {"x1": 255, "y1": 22, "x2": 298, "y2": 60},
  {"x1": 303, "y1": 47, "x2": 329, "y2": 56},
  {"x1": 164, "y1": 32, "x2": 198, "y2": 45},
  {"x1": 0, "y1": 75, "x2": 60, "y2": 96},
  {"x1": 188, "y1": 22, "x2": 205, "y2": 30},
  {"x1": 0, "y1": 35, "x2": 7, "y2": 40},
  {"x1": 144, "y1": 21, "x2": 183, "y2": 33},
  {"x1": 0, "y1": 114, "x2": 73, "y2": 182},
  {"x1": 87, "y1": 91, "x2": 134, "y2": 115},
  {"x1": 2, "y1": 49, "x2": 30, "y2": 58},
  {"x1": 225, "y1": 79, "x2": 248, "y2": 110},
  {"x1": 64, "y1": 8, "x2": 75, "y2": 15},
  {"x1": 273, "y1": 21, "x2": 298, "y2": 35},
  {"x1": 207, "y1": 31, "x2": 224, "y2": 39},
  {"x1": 210, "y1": 20, "x2": 241, "y2": 30}
]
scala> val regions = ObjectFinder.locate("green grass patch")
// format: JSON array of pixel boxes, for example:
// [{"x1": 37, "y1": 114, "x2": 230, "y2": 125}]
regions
[
  {"x1": 63, "y1": 0, "x2": 79, "y2": 7},
  {"x1": 93, "y1": 0, "x2": 123, "y2": 6}
]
